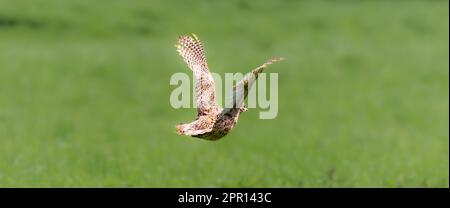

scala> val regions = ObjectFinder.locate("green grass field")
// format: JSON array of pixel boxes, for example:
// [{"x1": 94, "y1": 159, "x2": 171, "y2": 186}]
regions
[{"x1": 0, "y1": 0, "x2": 448, "y2": 187}]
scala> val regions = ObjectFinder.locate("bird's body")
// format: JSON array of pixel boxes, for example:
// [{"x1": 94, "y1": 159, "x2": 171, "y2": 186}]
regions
[
  {"x1": 175, "y1": 34, "x2": 283, "y2": 141},
  {"x1": 177, "y1": 109, "x2": 236, "y2": 140}
]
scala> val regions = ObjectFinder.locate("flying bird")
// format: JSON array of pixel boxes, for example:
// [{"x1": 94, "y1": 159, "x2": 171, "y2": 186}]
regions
[{"x1": 175, "y1": 34, "x2": 283, "y2": 141}]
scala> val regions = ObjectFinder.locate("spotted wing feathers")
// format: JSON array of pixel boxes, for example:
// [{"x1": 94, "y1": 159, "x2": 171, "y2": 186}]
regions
[
  {"x1": 176, "y1": 34, "x2": 219, "y2": 115},
  {"x1": 222, "y1": 57, "x2": 284, "y2": 114}
]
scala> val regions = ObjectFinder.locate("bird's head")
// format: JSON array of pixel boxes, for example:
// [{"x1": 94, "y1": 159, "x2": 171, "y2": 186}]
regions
[{"x1": 176, "y1": 124, "x2": 188, "y2": 135}]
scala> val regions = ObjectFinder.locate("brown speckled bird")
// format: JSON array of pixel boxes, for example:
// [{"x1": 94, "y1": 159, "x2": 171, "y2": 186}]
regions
[{"x1": 175, "y1": 34, "x2": 283, "y2": 141}]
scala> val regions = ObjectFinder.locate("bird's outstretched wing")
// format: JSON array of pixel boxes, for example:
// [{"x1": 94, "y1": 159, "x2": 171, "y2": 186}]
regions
[
  {"x1": 222, "y1": 57, "x2": 284, "y2": 115},
  {"x1": 176, "y1": 34, "x2": 218, "y2": 115}
]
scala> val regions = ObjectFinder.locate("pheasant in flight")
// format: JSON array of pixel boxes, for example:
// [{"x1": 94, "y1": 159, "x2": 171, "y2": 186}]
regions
[{"x1": 175, "y1": 34, "x2": 283, "y2": 141}]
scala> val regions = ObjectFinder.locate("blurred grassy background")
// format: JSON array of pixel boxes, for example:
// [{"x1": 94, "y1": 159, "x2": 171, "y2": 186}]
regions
[{"x1": 0, "y1": 0, "x2": 448, "y2": 187}]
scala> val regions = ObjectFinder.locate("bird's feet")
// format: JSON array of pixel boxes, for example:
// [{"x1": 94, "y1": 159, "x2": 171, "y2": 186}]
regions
[{"x1": 239, "y1": 106, "x2": 248, "y2": 113}]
